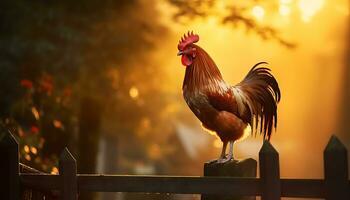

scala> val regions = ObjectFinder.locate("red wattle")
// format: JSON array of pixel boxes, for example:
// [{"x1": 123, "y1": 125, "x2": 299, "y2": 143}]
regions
[{"x1": 181, "y1": 55, "x2": 192, "y2": 66}]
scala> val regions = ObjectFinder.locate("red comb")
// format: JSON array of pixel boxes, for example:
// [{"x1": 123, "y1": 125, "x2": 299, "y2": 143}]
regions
[{"x1": 178, "y1": 31, "x2": 199, "y2": 51}]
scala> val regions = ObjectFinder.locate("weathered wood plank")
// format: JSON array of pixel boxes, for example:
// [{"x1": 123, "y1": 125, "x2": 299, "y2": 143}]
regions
[
  {"x1": 0, "y1": 130, "x2": 20, "y2": 200},
  {"x1": 20, "y1": 173, "x2": 350, "y2": 197},
  {"x1": 259, "y1": 140, "x2": 281, "y2": 200},
  {"x1": 280, "y1": 179, "x2": 324, "y2": 198},
  {"x1": 59, "y1": 148, "x2": 77, "y2": 200},
  {"x1": 20, "y1": 174, "x2": 60, "y2": 190},
  {"x1": 324, "y1": 135, "x2": 349, "y2": 200},
  {"x1": 78, "y1": 175, "x2": 260, "y2": 195}
]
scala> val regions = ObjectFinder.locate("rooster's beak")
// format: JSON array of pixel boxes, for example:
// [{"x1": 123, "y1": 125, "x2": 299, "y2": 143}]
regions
[{"x1": 177, "y1": 51, "x2": 183, "y2": 56}]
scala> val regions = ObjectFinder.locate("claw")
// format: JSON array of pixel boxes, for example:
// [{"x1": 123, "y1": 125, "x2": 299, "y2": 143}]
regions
[
  {"x1": 216, "y1": 157, "x2": 233, "y2": 163},
  {"x1": 216, "y1": 153, "x2": 233, "y2": 163}
]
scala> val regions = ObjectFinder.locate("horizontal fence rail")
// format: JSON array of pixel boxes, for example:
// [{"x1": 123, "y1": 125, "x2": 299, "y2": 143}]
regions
[
  {"x1": 20, "y1": 174, "x2": 350, "y2": 198},
  {"x1": 1, "y1": 129, "x2": 350, "y2": 200},
  {"x1": 19, "y1": 163, "x2": 58, "y2": 199},
  {"x1": 21, "y1": 175, "x2": 261, "y2": 195}
]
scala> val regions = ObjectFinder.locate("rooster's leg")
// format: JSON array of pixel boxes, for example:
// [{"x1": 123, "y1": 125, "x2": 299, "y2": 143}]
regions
[
  {"x1": 219, "y1": 141, "x2": 228, "y2": 159},
  {"x1": 217, "y1": 141, "x2": 229, "y2": 163},
  {"x1": 217, "y1": 141, "x2": 234, "y2": 163},
  {"x1": 227, "y1": 141, "x2": 234, "y2": 160}
]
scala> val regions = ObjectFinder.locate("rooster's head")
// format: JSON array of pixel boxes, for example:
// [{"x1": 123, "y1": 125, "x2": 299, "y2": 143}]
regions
[{"x1": 177, "y1": 31, "x2": 199, "y2": 66}]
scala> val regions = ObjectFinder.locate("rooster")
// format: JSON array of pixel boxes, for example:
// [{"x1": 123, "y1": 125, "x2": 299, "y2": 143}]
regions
[{"x1": 177, "y1": 31, "x2": 281, "y2": 163}]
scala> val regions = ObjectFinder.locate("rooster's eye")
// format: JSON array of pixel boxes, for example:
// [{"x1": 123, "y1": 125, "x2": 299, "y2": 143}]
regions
[{"x1": 191, "y1": 48, "x2": 196, "y2": 58}]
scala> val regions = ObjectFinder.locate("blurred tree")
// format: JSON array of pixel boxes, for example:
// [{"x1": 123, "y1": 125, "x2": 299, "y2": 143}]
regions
[
  {"x1": 0, "y1": 0, "x2": 169, "y2": 200},
  {"x1": 3, "y1": 75, "x2": 74, "y2": 172},
  {"x1": 168, "y1": 0, "x2": 295, "y2": 48}
]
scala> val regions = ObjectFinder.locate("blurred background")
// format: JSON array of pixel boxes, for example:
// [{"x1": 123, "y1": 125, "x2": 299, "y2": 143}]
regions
[{"x1": 0, "y1": 0, "x2": 349, "y2": 200}]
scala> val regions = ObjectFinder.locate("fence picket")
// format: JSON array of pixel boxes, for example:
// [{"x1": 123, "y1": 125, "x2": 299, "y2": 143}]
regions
[
  {"x1": 259, "y1": 140, "x2": 281, "y2": 200},
  {"x1": 2, "y1": 131, "x2": 347, "y2": 199},
  {"x1": 59, "y1": 147, "x2": 77, "y2": 200},
  {"x1": 324, "y1": 135, "x2": 349, "y2": 200},
  {"x1": 0, "y1": 130, "x2": 20, "y2": 200}
]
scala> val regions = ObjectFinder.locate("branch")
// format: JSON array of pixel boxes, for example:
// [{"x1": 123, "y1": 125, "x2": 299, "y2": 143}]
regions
[{"x1": 168, "y1": 0, "x2": 296, "y2": 48}]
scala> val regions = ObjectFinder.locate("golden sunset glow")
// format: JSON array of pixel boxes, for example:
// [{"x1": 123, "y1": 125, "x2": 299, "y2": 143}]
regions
[
  {"x1": 201, "y1": 123, "x2": 218, "y2": 137},
  {"x1": 279, "y1": 5, "x2": 291, "y2": 16},
  {"x1": 5, "y1": 0, "x2": 348, "y2": 190},
  {"x1": 251, "y1": 5, "x2": 265, "y2": 21},
  {"x1": 213, "y1": 138, "x2": 222, "y2": 148},
  {"x1": 237, "y1": 125, "x2": 252, "y2": 143},
  {"x1": 158, "y1": 0, "x2": 348, "y2": 178},
  {"x1": 280, "y1": 0, "x2": 292, "y2": 4},
  {"x1": 298, "y1": 0, "x2": 325, "y2": 22}
]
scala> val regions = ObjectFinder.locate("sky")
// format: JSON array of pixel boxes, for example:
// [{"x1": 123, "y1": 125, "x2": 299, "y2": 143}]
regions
[{"x1": 154, "y1": 0, "x2": 349, "y2": 180}]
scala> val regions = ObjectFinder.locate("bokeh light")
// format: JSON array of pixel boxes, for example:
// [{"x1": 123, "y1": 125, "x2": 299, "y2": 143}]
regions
[
  {"x1": 129, "y1": 86, "x2": 139, "y2": 99},
  {"x1": 251, "y1": 5, "x2": 265, "y2": 21},
  {"x1": 298, "y1": 0, "x2": 325, "y2": 22}
]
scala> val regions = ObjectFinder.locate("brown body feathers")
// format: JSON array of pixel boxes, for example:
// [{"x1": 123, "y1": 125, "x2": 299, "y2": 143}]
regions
[{"x1": 182, "y1": 45, "x2": 280, "y2": 142}]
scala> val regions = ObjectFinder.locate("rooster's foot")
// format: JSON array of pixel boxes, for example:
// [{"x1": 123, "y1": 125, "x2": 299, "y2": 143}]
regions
[{"x1": 216, "y1": 155, "x2": 233, "y2": 163}]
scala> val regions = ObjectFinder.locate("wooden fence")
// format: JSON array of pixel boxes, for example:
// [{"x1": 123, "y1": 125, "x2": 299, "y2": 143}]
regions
[{"x1": 0, "y1": 130, "x2": 349, "y2": 200}]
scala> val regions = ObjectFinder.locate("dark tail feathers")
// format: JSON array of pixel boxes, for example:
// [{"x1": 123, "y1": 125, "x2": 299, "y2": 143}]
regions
[{"x1": 238, "y1": 62, "x2": 281, "y2": 140}]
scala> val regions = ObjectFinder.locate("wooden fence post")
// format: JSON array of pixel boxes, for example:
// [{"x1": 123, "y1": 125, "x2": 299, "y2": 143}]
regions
[
  {"x1": 324, "y1": 135, "x2": 349, "y2": 200},
  {"x1": 259, "y1": 140, "x2": 281, "y2": 200},
  {"x1": 0, "y1": 130, "x2": 20, "y2": 200},
  {"x1": 201, "y1": 158, "x2": 257, "y2": 200},
  {"x1": 59, "y1": 147, "x2": 77, "y2": 200}
]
